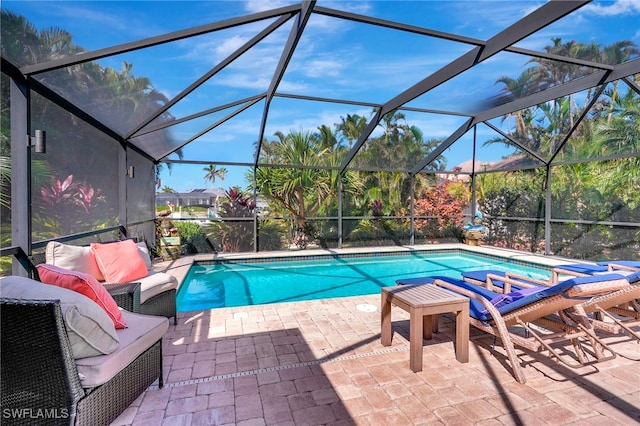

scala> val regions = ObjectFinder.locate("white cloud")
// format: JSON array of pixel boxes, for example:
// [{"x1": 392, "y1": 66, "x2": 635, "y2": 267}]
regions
[
  {"x1": 243, "y1": 0, "x2": 298, "y2": 14},
  {"x1": 582, "y1": 0, "x2": 640, "y2": 16},
  {"x1": 304, "y1": 58, "x2": 344, "y2": 78},
  {"x1": 215, "y1": 35, "x2": 252, "y2": 57}
]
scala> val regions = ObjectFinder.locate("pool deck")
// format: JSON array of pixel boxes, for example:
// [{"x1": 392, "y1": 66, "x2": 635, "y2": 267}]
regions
[{"x1": 111, "y1": 245, "x2": 640, "y2": 425}]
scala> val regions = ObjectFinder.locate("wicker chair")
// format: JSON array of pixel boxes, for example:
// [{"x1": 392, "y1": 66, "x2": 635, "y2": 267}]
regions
[
  {"x1": 29, "y1": 251, "x2": 177, "y2": 325},
  {"x1": 0, "y1": 294, "x2": 165, "y2": 426}
]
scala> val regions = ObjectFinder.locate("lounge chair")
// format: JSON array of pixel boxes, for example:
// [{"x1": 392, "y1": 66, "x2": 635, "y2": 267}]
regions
[
  {"x1": 410, "y1": 274, "x2": 629, "y2": 383},
  {"x1": 598, "y1": 260, "x2": 640, "y2": 272},
  {"x1": 461, "y1": 269, "x2": 550, "y2": 292},
  {"x1": 551, "y1": 263, "x2": 609, "y2": 282},
  {"x1": 552, "y1": 260, "x2": 639, "y2": 283},
  {"x1": 575, "y1": 271, "x2": 640, "y2": 342},
  {"x1": 462, "y1": 269, "x2": 640, "y2": 342}
]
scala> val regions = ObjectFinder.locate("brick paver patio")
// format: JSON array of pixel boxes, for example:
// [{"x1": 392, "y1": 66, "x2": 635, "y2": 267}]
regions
[{"x1": 111, "y1": 252, "x2": 640, "y2": 425}]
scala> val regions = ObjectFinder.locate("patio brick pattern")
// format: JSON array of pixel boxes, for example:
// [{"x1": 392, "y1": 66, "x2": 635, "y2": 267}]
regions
[{"x1": 110, "y1": 290, "x2": 640, "y2": 425}]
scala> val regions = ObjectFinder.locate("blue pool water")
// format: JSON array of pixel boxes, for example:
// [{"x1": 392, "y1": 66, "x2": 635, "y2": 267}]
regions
[{"x1": 177, "y1": 251, "x2": 552, "y2": 312}]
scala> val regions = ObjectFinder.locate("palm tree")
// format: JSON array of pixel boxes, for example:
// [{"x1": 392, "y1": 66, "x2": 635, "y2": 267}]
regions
[
  {"x1": 161, "y1": 185, "x2": 176, "y2": 193},
  {"x1": 336, "y1": 113, "x2": 368, "y2": 148},
  {"x1": 251, "y1": 130, "x2": 363, "y2": 246},
  {"x1": 203, "y1": 164, "x2": 228, "y2": 188},
  {"x1": 0, "y1": 10, "x2": 81, "y2": 67}
]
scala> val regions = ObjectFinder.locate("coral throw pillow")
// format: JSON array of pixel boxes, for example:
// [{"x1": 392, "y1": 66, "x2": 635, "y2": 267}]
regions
[
  {"x1": 91, "y1": 240, "x2": 149, "y2": 284},
  {"x1": 36, "y1": 263, "x2": 127, "y2": 329}
]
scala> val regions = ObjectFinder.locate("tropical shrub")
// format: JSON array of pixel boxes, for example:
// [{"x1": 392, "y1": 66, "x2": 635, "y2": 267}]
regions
[
  {"x1": 257, "y1": 220, "x2": 286, "y2": 251},
  {"x1": 32, "y1": 174, "x2": 113, "y2": 239},
  {"x1": 414, "y1": 180, "x2": 467, "y2": 240},
  {"x1": 207, "y1": 187, "x2": 255, "y2": 253},
  {"x1": 173, "y1": 221, "x2": 212, "y2": 254}
]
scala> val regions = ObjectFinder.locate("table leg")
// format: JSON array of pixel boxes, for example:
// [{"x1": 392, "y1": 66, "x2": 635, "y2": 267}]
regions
[
  {"x1": 455, "y1": 303, "x2": 469, "y2": 363},
  {"x1": 381, "y1": 293, "x2": 392, "y2": 346},
  {"x1": 423, "y1": 314, "x2": 432, "y2": 340},
  {"x1": 409, "y1": 308, "x2": 423, "y2": 372}
]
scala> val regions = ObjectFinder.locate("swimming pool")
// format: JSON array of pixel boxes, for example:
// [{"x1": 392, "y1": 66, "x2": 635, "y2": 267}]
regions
[{"x1": 176, "y1": 250, "x2": 552, "y2": 312}]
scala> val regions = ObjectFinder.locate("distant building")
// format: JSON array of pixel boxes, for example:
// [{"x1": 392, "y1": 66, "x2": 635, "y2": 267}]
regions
[
  {"x1": 438, "y1": 155, "x2": 538, "y2": 182},
  {"x1": 156, "y1": 188, "x2": 269, "y2": 217},
  {"x1": 156, "y1": 188, "x2": 225, "y2": 208}
]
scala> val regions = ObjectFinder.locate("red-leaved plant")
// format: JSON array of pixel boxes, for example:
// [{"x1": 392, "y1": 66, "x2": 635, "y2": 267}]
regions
[
  {"x1": 414, "y1": 180, "x2": 467, "y2": 239},
  {"x1": 36, "y1": 174, "x2": 106, "y2": 236}
]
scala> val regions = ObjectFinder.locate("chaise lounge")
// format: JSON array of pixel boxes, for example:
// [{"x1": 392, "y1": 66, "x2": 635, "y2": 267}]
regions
[
  {"x1": 462, "y1": 269, "x2": 640, "y2": 342},
  {"x1": 399, "y1": 273, "x2": 630, "y2": 383},
  {"x1": 551, "y1": 260, "x2": 640, "y2": 283}
]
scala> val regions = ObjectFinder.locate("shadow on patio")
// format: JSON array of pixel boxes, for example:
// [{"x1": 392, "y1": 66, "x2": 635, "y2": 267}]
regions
[{"x1": 114, "y1": 295, "x2": 640, "y2": 425}]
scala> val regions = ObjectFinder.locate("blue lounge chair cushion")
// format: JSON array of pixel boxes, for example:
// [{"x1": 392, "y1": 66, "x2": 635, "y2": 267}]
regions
[
  {"x1": 462, "y1": 269, "x2": 504, "y2": 282},
  {"x1": 625, "y1": 271, "x2": 640, "y2": 283},
  {"x1": 487, "y1": 287, "x2": 542, "y2": 310},
  {"x1": 597, "y1": 260, "x2": 640, "y2": 269},
  {"x1": 430, "y1": 274, "x2": 627, "y2": 322},
  {"x1": 555, "y1": 264, "x2": 608, "y2": 274}
]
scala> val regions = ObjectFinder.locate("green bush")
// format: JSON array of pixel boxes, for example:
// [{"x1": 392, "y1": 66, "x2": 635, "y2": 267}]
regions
[
  {"x1": 173, "y1": 221, "x2": 209, "y2": 254},
  {"x1": 257, "y1": 220, "x2": 286, "y2": 251}
]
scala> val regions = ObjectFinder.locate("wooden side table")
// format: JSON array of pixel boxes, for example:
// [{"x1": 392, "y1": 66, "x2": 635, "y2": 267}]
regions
[{"x1": 381, "y1": 284, "x2": 470, "y2": 372}]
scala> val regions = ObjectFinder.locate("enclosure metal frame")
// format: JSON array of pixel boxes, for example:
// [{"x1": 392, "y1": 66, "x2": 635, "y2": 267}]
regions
[{"x1": 3, "y1": 0, "x2": 640, "y2": 260}]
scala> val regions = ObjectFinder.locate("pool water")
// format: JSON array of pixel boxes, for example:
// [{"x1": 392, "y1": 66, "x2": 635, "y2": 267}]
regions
[{"x1": 177, "y1": 252, "x2": 552, "y2": 312}]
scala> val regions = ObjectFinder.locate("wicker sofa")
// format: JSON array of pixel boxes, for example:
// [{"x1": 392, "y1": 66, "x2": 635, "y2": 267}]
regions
[
  {"x1": 0, "y1": 275, "x2": 168, "y2": 426},
  {"x1": 29, "y1": 240, "x2": 178, "y2": 325}
]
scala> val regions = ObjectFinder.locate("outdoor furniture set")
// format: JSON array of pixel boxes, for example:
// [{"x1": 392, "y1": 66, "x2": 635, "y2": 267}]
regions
[
  {"x1": 1, "y1": 239, "x2": 179, "y2": 425},
  {"x1": 30, "y1": 239, "x2": 178, "y2": 324},
  {"x1": 388, "y1": 261, "x2": 640, "y2": 383}
]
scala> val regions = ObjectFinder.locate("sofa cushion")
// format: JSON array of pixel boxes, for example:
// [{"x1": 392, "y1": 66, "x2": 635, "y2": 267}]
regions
[
  {"x1": 138, "y1": 272, "x2": 178, "y2": 304},
  {"x1": 75, "y1": 309, "x2": 168, "y2": 388},
  {"x1": 37, "y1": 264, "x2": 126, "y2": 329},
  {"x1": 46, "y1": 241, "x2": 104, "y2": 281},
  {"x1": 91, "y1": 240, "x2": 149, "y2": 283},
  {"x1": 137, "y1": 241, "x2": 153, "y2": 269},
  {"x1": 0, "y1": 276, "x2": 119, "y2": 359}
]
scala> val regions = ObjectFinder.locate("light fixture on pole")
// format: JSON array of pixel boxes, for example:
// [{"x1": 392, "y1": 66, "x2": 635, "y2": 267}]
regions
[{"x1": 26, "y1": 129, "x2": 46, "y2": 153}]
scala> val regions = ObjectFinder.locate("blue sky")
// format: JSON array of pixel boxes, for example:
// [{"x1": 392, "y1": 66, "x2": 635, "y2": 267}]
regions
[{"x1": 4, "y1": 0, "x2": 640, "y2": 192}]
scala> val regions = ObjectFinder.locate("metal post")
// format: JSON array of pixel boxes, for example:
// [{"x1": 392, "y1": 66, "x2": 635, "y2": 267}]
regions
[
  {"x1": 545, "y1": 165, "x2": 552, "y2": 255},
  {"x1": 253, "y1": 169, "x2": 259, "y2": 252},
  {"x1": 10, "y1": 77, "x2": 29, "y2": 276},
  {"x1": 471, "y1": 125, "x2": 477, "y2": 216},
  {"x1": 338, "y1": 176, "x2": 343, "y2": 249},
  {"x1": 410, "y1": 174, "x2": 415, "y2": 246}
]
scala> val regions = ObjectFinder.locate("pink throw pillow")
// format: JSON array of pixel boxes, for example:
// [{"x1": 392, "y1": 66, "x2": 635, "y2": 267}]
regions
[
  {"x1": 37, "y1": 263, "x2": 127, "y2": 329},
  {"x1": 91, "y1": 240, "x2": 149, "y2": 284}
]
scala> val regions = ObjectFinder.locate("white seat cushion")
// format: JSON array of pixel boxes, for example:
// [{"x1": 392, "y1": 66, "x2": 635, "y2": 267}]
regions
[
  {"x1": 138, "y1": 271, "x2": 178, "y2": 304},
  {"x1": 75, "y1": 309, "x2": 168, "y2": 388},
  {"x1": 0, "y1": 276, "x2": 119, "y2": 359}
]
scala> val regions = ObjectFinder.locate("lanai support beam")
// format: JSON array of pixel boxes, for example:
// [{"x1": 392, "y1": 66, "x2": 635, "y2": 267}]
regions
[
  {"x1": 157, "y1": 97, "x2": 263, "y2": 161},
  {"x1": 473, "y1": 58, "x2": 640, "y2": 124},
  {"x1": 410, "y1": 118, "x2": 474, "y2": 175},
  {"x1": 339, "y1": 0, "x2": 587, "y2": 174},
  {"x1": 9, "y1": 70, "x2": 29, "y2": 275},
  {"x1": 128, "y1": 14, "x2": 293, "y2": 140},
  {"x1": 19, "y1": 4, "x2": 303, "y2": 76},
  {"x1": 254, "y1": 1, "x2": 316, "y2": 169}
]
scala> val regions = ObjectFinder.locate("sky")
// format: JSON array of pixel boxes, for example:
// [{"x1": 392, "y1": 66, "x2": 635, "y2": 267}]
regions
[{"x1": 4, "y1": 0, "x2": 640, "y2": 192}]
